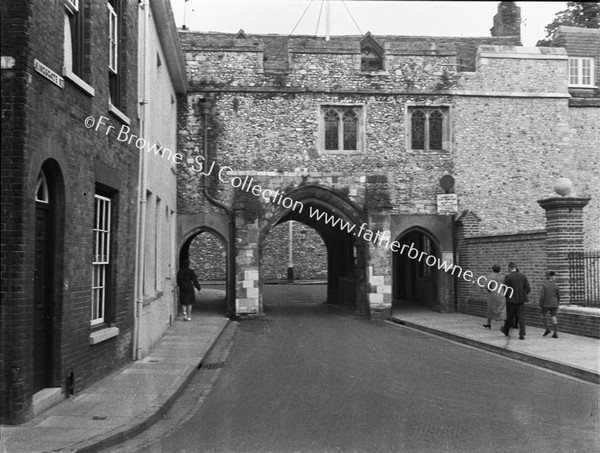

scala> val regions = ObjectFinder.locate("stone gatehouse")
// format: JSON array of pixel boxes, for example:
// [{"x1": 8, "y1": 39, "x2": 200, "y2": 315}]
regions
[{"x1": 176, "y1": 3, "x2": 599, "y2": 319}]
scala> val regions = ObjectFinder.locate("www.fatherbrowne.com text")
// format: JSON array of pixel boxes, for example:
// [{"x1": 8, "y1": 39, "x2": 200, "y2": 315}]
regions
[{"x1": 84, "y1": 113, "x2": 512, "y2": 298}]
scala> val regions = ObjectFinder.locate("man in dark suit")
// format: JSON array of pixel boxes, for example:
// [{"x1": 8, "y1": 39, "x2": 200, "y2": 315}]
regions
[{"x1": 501, "y1": 262, "x2": 531, "y2": 340}]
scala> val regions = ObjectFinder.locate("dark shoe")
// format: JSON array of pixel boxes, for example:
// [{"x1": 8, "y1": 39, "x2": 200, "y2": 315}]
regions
[
  {"x1": 552, "y1": 333, "x2": 558, "y2": 338},
  {"x1": 543, "y1": 330, "x2": 551, "y2": 336},
  {"x1": 501, "y1": 328, "x2": 509, "y2": 337},
  {"x1": 519, "y1": 335, "x2": 525, "y2": 340},
  {"x1": 483, "y1": 324, "x2": 491, "y2": 329}
]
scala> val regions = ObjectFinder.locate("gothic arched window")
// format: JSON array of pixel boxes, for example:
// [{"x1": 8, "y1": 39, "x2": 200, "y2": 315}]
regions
[
  {"x1": 429, "y1": 110, "x2": 444, "y2": 151},
  {"x1": 321, "y1": 106, "x2": 363, "y2": 153},
  {"x1": 324, "y1": 109, "x2": 340, "y2": 151},
  {"x1": 411, "y1": 110, "x2": 426, "y2": 150},
  {"x1": 408, "y1": 107, "x2": 449, "y2": 152},
  {"x1": 342, "y1": 110, "x2": 358, "y2": 150}
]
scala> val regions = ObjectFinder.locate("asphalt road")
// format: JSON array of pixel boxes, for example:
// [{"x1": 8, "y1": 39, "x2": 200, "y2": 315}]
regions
[{"x1": 131, "y1": 284, "x2": 599, "y2": 453}]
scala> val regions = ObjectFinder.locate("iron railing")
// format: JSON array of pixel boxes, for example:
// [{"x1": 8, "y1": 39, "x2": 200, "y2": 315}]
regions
[{"x1": 568, "y1": 251, "x2": 600, "y2": 306}]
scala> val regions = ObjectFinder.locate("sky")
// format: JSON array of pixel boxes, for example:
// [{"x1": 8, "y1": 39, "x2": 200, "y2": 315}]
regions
[{"x1": 169, "y1": 1, "x2": 567, "y2": 47}]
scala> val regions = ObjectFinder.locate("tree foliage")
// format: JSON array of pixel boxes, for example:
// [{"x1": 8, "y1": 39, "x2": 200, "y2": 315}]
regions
[{"x1": 537, "y1": 2, "x2": 600, "y2": 46}]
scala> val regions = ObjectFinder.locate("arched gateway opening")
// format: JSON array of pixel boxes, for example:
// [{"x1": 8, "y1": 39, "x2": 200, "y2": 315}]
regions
[
  {"x1": 393, "y1": 229, "x2": 441, "y2": 309},
  {"x1": 259, "y1": 185, "x2": 368, "y2": 316},
  {"x1": 179, "y1": 229, "x2": 228, "y2": 316}
]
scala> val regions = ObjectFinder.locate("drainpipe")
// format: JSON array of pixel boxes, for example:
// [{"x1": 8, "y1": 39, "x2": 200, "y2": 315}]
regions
[
  {"x1": 134, "y1": 0, "x2": 150, "y2": 360},
  {"x1": 197, "y1": 97, "x2": 236, "y2": 320}
]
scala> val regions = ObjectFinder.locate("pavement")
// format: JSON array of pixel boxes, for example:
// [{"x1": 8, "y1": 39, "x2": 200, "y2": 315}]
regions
[
  {"x1": 1, "y1": 289, "x2": 230, "y2": 453},
  {"x1": 1, "y1": 293, "x2": 598, "y2": 453},
  {"x1": 390, "y1": 308, "x2": 600, "y2": 384}
]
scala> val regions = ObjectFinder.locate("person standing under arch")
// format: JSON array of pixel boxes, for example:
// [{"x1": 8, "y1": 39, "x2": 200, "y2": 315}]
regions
[{"x1": 177, "y1": 259, "x2": 201, "y2": 321}]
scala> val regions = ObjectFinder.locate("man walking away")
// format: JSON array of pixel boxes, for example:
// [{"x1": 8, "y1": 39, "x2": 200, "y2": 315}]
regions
[
  {"x1": 501, "y1": 262, "x2": 531, "y2": 340},
  {"x1": 539, "y1": 271, "x2": 560, "y2": 338}
]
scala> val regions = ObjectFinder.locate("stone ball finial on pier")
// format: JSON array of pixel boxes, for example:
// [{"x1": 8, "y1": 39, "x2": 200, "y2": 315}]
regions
[{"x1": 553, "y1": 177, "x2": 574, "y2": 197}]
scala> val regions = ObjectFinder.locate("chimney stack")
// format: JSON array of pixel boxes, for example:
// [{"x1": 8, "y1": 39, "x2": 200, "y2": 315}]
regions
[{"x1": 490, "y1": 2, "x2": 521, "y2": 44}]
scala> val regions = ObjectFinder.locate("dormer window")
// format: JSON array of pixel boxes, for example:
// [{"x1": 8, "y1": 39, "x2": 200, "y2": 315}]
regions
[
  {"x1": 360, "y1": 32, "x2": 384, "y2": 72},
  {"x1": 235, "y1": 29, "x2": 248, "y2": 39},
  {"x1": 569, "y1": 57, "x2": 595, "y2": 87}
]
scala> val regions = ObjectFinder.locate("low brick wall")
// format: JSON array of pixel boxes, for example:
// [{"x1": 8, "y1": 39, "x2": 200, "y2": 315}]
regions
[
  {"x1": 457, "y1": 229, "x2": 600, "y2": 337},
  {"x1": 459, "y1": 299, "x2": 599, "y2": 338},
  {"x1": 458, "y1": 230, "x2": 548, "y2": 306}
]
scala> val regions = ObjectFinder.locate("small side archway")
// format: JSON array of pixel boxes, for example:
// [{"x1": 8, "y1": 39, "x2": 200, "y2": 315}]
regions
[
  {"x1": 393, "y1": 227, "x2": 441, "y2": 309},
  {"x1": 178, "y1": 224, "x2": 229, "y2": 315}
]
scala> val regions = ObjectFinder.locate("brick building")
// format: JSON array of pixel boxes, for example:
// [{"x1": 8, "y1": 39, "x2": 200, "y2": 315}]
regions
[
  {"x1": 1, "y1": 0, "x2": 139, "y2": 424},
  {"x1": 177, "y1": 2, "x2": 599, "y2": 327}
]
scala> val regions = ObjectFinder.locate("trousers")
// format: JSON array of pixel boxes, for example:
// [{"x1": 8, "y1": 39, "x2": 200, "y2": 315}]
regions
[{"x1": 503, "y1": 303, "x2": 525, "y2": 336}]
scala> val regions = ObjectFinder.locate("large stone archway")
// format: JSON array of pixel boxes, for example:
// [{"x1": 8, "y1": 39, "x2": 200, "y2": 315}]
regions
[{"x1": 236, "y1": 184, "x2": 369, "y2": 317}]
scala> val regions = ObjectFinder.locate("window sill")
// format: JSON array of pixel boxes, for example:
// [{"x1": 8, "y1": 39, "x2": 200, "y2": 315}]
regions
[
  {"x1": 89, "y1": 326, "x2": 120, "y2": 345},
  {"x1": 108, "y1": 103, "x2": 131, "y2": 125},
  {"x1": 408, "y1": 149, "x2": 451, "y2": 154},
  {"x1": 319, "y1": 149, "x2": 363, "y2": 155},
  {"x1": 359, "y1": 70, "x2": 389, "y2": 76},
  {"x1": 63, "y1": 67, "x2": 95, "y2": 96},
  {"x1": 568, "y1": 85, "x2": 598, "y2": 89}
]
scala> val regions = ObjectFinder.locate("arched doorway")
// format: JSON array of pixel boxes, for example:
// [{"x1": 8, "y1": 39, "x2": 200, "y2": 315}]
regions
[
  {"x1": 33, "y1": 161, "x2": 64, "y2": 392},
  {"x1": 393, "y1": 229, "x2": 440, "y2": 309},
  {"x1": 259, "y1": 185, "x2": 368, "y2": 316},
  {"x1": 179, "y1": 229, "x2": 228, "y2": 316}
]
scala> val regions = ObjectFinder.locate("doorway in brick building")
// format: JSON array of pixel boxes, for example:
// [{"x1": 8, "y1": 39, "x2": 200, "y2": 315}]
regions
[
  {"x1": 179, "y1": 229, "x2": 228, "y2": 316},
  {"x1": 33, "y1": 163, "x2": 63, "y2": 392},
  {"x1": 393, "y1": 229, "x2": 440, "y2": 310}
]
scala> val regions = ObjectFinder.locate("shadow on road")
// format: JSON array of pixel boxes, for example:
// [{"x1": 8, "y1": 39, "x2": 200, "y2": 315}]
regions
[{"x1": 194, "y1": 284, "x2": 228, "y2": 315}]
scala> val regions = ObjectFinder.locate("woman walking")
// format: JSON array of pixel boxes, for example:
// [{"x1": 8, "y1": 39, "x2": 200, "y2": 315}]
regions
[
  {"x1": 177, "y1": 259, "x2": 201, "y2": 321},
  {"x1": 483, "y1": 264, "x2": 506, "y2": 329}
]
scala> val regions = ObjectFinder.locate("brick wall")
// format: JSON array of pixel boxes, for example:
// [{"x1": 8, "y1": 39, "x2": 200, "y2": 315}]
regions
[
  {"x1": 1, "y1": 0, "x2": 139, "y2": 424},
  {"x1": 458, "y1": 230, "x2": 547, "y2": 306},
  {"x1": 457, "y1": 229, "x2": 598, "y2": 338},
  {"x1": 0, "y1": 0, "x2": 32, "y2": 423}
]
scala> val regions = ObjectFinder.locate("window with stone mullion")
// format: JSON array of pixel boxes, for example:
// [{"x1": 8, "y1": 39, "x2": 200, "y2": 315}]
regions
[
  {"x1": 410, "y1": 108, "x2": 446, "y2": 151},
  {"x1": 322, "y1": 107, "x2": 360, "y2": 152}
]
